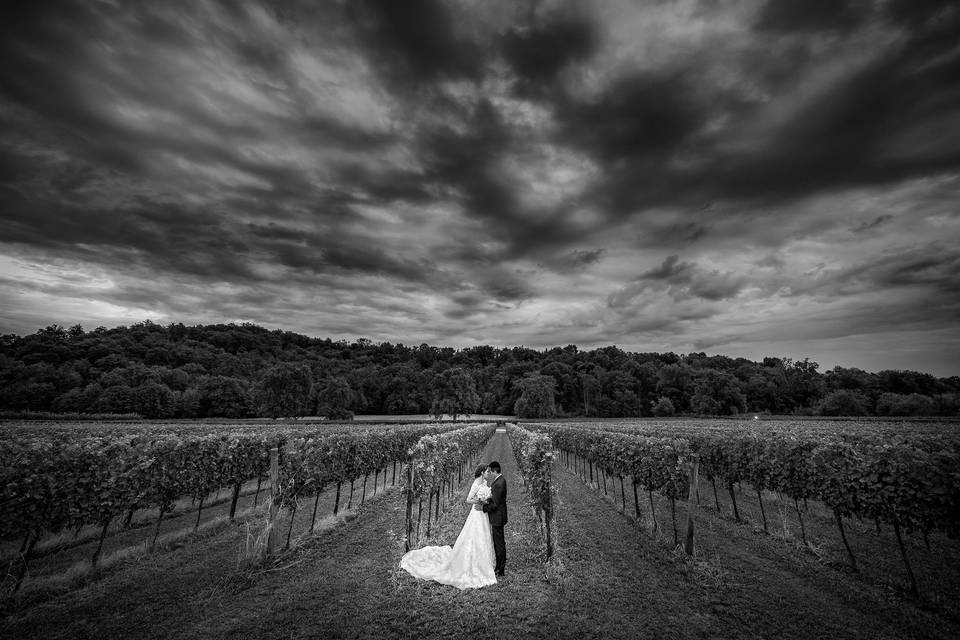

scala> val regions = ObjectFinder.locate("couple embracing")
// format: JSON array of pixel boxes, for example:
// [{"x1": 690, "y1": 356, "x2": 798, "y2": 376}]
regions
[{"x1": 400, "y1": 461, "x2": 507, "y2": 589}]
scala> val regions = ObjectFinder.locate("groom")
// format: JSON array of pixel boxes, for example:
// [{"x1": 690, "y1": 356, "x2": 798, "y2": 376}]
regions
[{"x1": 481, "y1": 461, "x2": 507, "y2": 577}]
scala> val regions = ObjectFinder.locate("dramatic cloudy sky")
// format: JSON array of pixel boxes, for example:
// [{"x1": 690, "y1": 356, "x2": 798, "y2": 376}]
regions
[{"x1": 1, "y1": 0, "x2": 959, "y2": 375}]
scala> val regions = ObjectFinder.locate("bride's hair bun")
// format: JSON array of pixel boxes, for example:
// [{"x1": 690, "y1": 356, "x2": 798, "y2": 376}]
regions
[{"x1": 474, "y1": 464, "x2": 487, "y2": 478}]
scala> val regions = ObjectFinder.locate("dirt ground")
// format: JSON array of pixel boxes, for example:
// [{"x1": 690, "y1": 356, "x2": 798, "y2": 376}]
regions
[{"x1": 3, "y1": 431, "x2": 958, "y2": 639}]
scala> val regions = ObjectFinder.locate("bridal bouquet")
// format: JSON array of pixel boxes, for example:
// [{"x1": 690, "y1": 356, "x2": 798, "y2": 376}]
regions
[
  {"x1": 475, "y1": 484, "x2": 492, "y2": 510},
  {"x1": 476, "y1": 485, "x2": 492, "y2": 503}
]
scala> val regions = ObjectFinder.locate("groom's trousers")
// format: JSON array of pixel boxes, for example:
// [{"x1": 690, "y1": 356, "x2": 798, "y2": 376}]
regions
[{"x1": 492, "y1": 524, "x2": 506, "y2": 575}]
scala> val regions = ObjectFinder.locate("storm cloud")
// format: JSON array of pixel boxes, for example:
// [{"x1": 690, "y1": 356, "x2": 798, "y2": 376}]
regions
[{"x1": 1, "y1": 0, "x2": 959, "y2": 375}]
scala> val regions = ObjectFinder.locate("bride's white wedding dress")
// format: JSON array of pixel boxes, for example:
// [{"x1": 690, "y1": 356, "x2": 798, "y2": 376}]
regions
[{"x1": 399, "y1": 477, "x2": 497, "y2": 589}]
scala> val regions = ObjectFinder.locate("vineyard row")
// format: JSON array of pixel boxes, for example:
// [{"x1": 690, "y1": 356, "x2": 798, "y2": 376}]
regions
[{"x1": 0, "y1": 423, "x2": 479, "y2": 589}]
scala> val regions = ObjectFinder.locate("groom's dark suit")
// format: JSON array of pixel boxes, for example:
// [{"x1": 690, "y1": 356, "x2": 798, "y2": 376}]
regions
[{"x1": 482, "y1": 474, "x2": 507, "y2": 576}]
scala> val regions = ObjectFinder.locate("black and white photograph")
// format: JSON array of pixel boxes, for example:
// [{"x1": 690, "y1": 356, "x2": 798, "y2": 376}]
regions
[{"x1": 1, "y1": 1, "x2": 959, "y2": 638}]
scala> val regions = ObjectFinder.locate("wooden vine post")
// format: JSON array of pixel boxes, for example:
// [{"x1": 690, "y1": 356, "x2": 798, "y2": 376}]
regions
[
  {"x1": 404, "y1": 463, "x2": 415, "y2": 552},
  {"x1": 684, "y1": 454, "x2": 700, "y2": 556},
  {"x1": 266, "y1": 445, "x2": 279, "y2": 558},
  {"x1": 544, "y1": 459, "x2": 553, "y2": 560}
]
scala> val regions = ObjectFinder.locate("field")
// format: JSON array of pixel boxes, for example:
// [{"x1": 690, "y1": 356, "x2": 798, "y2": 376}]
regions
[{"x1": 2, "y1": 417, "x2": 959, "y2": 639}]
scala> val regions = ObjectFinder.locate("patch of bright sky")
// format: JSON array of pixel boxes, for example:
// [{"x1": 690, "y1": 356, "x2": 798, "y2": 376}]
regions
[
  {"x1": 0, "y1": 254, "x2": 164, "y2": 333},
  {"x1": 0, "y1": 254, "x2": 114, "y2": 291},
  {"x1": 289, "y1": 46, "x2": 394, "y2": 133},
  {"x1": 717, "y1": 328, "x2": 960, "y2": 377},
  {"x1": 574, "y1": 0, "x2": 755, "y2": 98},
  {"x1": 168, "y1": 155, "x2": 274, "y2": 191},
  {"x1": 498, "y1": 144, "x2": 599, "y2": 211}
]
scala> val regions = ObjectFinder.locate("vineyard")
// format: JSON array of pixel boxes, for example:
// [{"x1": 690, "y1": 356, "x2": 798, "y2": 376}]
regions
[
  {"x1": 0, "y1": 420, "x2": 489, "y2": 594},
  {"x1": 2, "y1": 417, "x2": 960, "y2": 640},
  {"x1": 526, "y1": 418, "x2": 960, "y2": 597}
]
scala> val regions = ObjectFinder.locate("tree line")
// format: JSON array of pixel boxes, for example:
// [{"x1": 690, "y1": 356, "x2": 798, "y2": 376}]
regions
[{"x1": 1, "y1": 321, "x2": 958, "y2": 419}]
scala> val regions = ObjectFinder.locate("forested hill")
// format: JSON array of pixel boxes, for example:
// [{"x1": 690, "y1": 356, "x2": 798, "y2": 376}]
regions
[{"x1": 1, "y1": 321, "x2": 958, "y2": 419}]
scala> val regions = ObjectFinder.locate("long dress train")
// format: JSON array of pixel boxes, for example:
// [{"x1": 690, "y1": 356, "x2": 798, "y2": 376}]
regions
[{"x1": 399, "y1": 477, "x2": 497, "y2": 589}]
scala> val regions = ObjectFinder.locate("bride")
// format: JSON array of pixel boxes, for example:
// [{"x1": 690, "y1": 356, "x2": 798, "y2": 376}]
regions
[{"x1": 399, "y1": 464, "x2": 497, "y2": 589}]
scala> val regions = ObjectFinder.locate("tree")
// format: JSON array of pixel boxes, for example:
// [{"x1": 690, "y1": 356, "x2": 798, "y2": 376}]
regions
[
  {"x1": 876, "y1": 392, "x2": 937, "y2": 416},
  {"x1": 175, "y1": 387, "x2": 202, "y2": 418},
  {"x1": 158, "y1": 367, "x2": 192, "y2": 391},
  {"x1": 632, "y1": 360, "x2": 660, "y2": 417},
  {"x1": 690, "y1": 369, "x2": 747, "y2": 415},
  {"x1": 52, "y1": 388, "x2": 86, "y2": 413},
  {"x1": 132, "y1": 381, "x2": 175, "y2": 418},
  {"x1": 382, "y1": 368, "x2": 423, "y2": 414},
  {"x1": 485, "y1": 369, "x2": 520, "y2": 414},
  {"x1": 514, "y1": 374, "x2": 558, "y2": 418},
  {"x1": 430, "y1": 367, "x2": 480, "y2": 419},
  {"x1": 256, "y1": 363, "x2": 313, "y2": 418},
  {"x1": 936, "y1": 393, "x2": 960, "y2": 416},
  {"x1": 194, "y1": 376, "x2": 252, "y2": 418},
  {"x1": 689, "y1": 393, "x2": 721, "y2": 415},
  {"x1": 96, "y1": 385, "x2": 135, "y2": 414},
  {"x1": 37, "y1": 324, "x2": 67, "y2": 340},
  {"x1": 3, "y1": 319, "x2": 957, "y2": 420},
  {"x1": 579, "y1": 372, "x2": 599, "y2": 416},
  {"x1": 596, "y1": 369, "x2": 640, "y2": 417},
  {"x1": 540, "y1": 361, "x2": 579, "y2": 414},
  {"x1": 657, "y1": 363, "x2": 692, "y2": 412},
  {"x1": 816, "y1": 390, "x2": 870, "y2": 416},
  {"x1": 785, "y1": 358, "x2": 824, "y2": 411},
  {"x1": 316, "y1": 377, "x2": 355, "y2": 420},
  {"x1": 651, "y1": 396, "x2": 675, "y2": 416},
  {"x1": 100, "y1": 364, "x2": 160, "y2": 388},
  {"x1": 349, "y1": 364, "x2": 385, "y2": 414}
]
